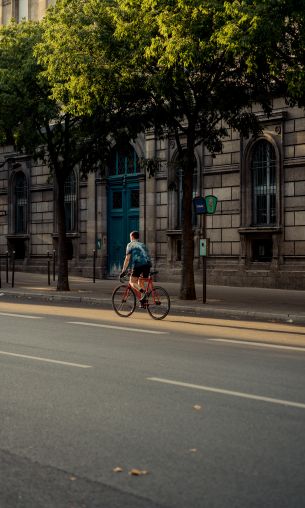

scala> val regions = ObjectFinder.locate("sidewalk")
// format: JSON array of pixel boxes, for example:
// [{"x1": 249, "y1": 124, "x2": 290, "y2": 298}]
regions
[{"x1": 1, "y1": 271, "x2": 305, "y2": 324}]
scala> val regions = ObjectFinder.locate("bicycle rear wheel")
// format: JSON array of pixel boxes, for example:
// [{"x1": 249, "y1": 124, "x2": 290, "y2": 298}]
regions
[
  {"x1": 147, "y1": 286, "x2": 170, "y2": 320},
  {"x1": 112, "y1": 284, "x2": 136, "y2": 317}
]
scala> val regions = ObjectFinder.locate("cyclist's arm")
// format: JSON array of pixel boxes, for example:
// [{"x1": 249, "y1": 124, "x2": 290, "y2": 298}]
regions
[{"x1": 122, "y1": 253, "x2": 131, "y2": 273}]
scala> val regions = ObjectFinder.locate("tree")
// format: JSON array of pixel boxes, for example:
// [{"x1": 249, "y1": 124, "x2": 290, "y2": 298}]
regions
[
  {"x1": 0, "y1": 17, "x2": 137, "y2": 290},
  {"x1": 113, "y1": 0, "x2": 274, "y2": 299},
  {"x1": 36, "y1": 0, "x2": 275, "y2": 299},
  {"x1": 0, "y1": 20, "x2": 100, "y2": 289}
]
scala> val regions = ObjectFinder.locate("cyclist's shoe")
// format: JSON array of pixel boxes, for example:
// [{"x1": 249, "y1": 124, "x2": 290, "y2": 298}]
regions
[
  {"x1": 139, "y1": 291, "x2": 147, "y2": 303},
  {"x1": 139, "y1": 297, "x2": 148, "y2": 308}
]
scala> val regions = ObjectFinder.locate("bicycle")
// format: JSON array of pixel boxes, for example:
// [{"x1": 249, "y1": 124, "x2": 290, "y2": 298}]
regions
[{"x1": 112, "y1": 270, "x2": 170, "y2": 320}]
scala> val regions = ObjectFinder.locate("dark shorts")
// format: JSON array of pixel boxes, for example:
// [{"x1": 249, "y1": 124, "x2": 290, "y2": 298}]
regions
[{"x1": 131, "y1": 264, "x2": 151, "y2": 278}]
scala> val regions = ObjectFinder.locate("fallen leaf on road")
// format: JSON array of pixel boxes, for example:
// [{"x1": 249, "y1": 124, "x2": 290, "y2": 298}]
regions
[
  {"x1": 113, "y1": 467, "x2": 124, "y2": 473},
  {"x1": 189, "y1": 448, "x2": 198, "y2": 453},
  {"x1": 193, "y1": 404, "x2": 202, "y2": 411},
  {"x1": 69, "y1": 476, "x2": 77, "y2": 481},
  {"x1": 129, "y1": 468, "x2": 149, "y2": 476}
]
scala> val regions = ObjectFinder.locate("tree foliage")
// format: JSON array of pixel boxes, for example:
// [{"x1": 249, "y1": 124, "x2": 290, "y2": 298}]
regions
[
  {"x1": 38, "y1": 0, "x2": 281, "y2": 299},
  {"x1": 217, "y1": 0, "x2": 305, "y2": 106},
  {"x1": 5, "y1": 0, "x2": 303, "y2": 298},
  {"x1": 37, "y1": 0, "x2": 154, "y2": 139},
  {"x1": 113, "y1": 0, "x2": 272, "y2": 299},
  {"x1": 0, "y1": 19, "x2": 123, "y2": 290}
]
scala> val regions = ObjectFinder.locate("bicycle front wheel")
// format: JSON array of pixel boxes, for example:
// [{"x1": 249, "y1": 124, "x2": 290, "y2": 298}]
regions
[
  {"x1": 112, "y1": 284, "x2": 136, "y2": 317},
  {"x1": 147, "y1": 286, "x2": 170, "y2": 320}
]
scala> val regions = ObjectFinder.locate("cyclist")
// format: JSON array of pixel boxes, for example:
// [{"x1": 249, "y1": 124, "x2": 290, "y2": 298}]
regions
[{"x1": 120, "y1": 231, "x2": 151, "y2": 305}]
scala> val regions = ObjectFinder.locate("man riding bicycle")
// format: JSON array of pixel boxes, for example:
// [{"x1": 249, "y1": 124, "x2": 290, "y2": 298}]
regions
[{"x1": 120, "y1": 231, "x2": 151, "y2": 305}]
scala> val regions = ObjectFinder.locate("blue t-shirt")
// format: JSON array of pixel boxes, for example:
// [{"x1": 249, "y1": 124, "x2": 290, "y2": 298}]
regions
[{"x1": 126, "y1": 240, "x2": 151, "y2": 268}]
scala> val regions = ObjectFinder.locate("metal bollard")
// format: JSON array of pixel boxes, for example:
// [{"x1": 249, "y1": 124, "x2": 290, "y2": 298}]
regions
[
  {"x1": 53, "y1": 249, "x2": 56, "y2": 281},
  {"x1": 47, "y1": 251, "x2": 50, "y2": 286},
  {"x1": 93, "y1": 249, "x2": 96, "y2": 283},
  {"x1": 11, "y1": 251, "x2": 15, "y2": 288},
  {"x1": 6, "y1": 251, "x2": 8, "y2": 284}
]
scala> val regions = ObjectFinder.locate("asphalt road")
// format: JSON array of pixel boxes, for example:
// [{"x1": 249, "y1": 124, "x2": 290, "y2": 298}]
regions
[{"x1": 0, "y1": 301, "x2": 305, "y2": 508}]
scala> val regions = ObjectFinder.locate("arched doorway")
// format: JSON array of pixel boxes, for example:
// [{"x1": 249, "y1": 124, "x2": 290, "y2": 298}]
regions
[{"x1": 107, "y1": 144, "x2": 140, "y2": 275}]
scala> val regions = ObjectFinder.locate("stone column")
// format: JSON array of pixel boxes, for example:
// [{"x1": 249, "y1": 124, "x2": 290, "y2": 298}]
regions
[{"x1": 1, "y1": 1, "x2": 13, "y2": 24}]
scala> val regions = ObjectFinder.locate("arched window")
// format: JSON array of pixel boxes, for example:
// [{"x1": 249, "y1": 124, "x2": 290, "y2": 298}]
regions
[
  {"x1": 251, "y1": 140, "x2": 276, "y2": 226},
  {"x1": 64, "y1": 172, "x2": 77, "y2": 232},
  {"x1": 15, "y1": 172, "x2": 28, "y2": 234},
  {"x1": 108, "y1": 144, "x2": 139, "y2": 176}
]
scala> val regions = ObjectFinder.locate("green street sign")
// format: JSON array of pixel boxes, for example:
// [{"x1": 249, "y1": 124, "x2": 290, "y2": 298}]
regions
[{"x1": 205, "y1": 195, "x2": 218, "y2": 214}]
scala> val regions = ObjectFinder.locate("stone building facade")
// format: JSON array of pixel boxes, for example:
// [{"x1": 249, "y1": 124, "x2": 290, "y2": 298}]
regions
[
  {"x1": 1, "y1": 99, "x2": 305, "y2": 289},
  {"x1": 144, "y1": 98, "x2": 305, "y2": 289},
  {"x1": 1, "y1": 1, "x2": 305, "y2": 289},
  {"x1": 0, "y1": 0, "x2": 54, "y2": 24}
]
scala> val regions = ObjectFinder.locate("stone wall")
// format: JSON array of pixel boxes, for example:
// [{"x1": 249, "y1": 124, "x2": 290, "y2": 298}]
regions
[
  {"x1": 282, "y1": 104, "x2": 305, "y2": 267},
  {"x1": 151, "y1": 98, "x2": 305, "y2": 289},
  {"x1": 0, "y1": 0, "x2": 50, "y2": 24}
]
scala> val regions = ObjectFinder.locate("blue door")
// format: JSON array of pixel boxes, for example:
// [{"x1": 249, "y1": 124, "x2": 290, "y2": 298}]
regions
[{"x1": 107, "y1": 145, "x2": 140, "y2": 276}]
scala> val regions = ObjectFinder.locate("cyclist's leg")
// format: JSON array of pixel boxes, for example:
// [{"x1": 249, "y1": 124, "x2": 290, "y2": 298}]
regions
[
  {"x1": 138, "y1": 265, "x2": 150, "y2": 301},
  {"x1": 130, "y1": 266, "x2": 148, "y2": 292},
  {"x1": 129, "y1": 266, "x2": 143, "y2": 295},
  {"x1": 139, "y1": 265, "x2": 150, "y2": 291}
]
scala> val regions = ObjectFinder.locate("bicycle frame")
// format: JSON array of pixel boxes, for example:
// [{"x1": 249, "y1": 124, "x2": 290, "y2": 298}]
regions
[
  {"x1": 113, "y1": 270, "x2": 170, "y2": 319},
  {"x1": 128, "y1": 275, "x2": 153, "y2": 300}
]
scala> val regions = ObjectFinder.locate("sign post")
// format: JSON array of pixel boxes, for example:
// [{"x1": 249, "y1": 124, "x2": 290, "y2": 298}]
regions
[
  {"x1": 199, "y1": 239, "x2": 209, "y2": 304},
  {"x1": 193, "y1": 195, "x2": 217, "y2": 303}
]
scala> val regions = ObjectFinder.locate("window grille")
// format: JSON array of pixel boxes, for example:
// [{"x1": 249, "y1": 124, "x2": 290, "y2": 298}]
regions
[
  {"x1": 251, "y1": 141, "x2": 276, "y2": 225},
  {"x1": 252, "y1": 239, "x2": 273, "y2": 262},
  {"x1": 64, "y1": 172, "x2": 76, "y2": 232},
  {"x1": 15, "y1": 172, "x2": 27, "y2": 234},
  {"x1": 108, "y1": 145, "x2": 139, "y2": 176}
]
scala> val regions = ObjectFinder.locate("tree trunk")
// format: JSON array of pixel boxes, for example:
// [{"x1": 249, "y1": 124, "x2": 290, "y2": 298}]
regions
[
  {"x1": 56, "y1": 172, "x2": 70, "y2": 291},
  {"x1": 179, "y1": 146, "x2": 196, "y2": 300}
]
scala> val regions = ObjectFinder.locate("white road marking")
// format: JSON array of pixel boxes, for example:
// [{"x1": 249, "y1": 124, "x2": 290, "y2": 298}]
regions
[
  {"x1": 0, "y1": 312, "x2": 42, "y2": 319},
  {"x1": 0, "y1": 350, "x2": 92, "y2": 369},
  {"x1": 208, "y1": 338, "x2": 305, "y2": 352},
  {"x1": 68, "y1": 321, "x2": 168, "y2": 335},
  {"x1": 147, "y1": 377, "x2": 305, "y2": 409}
]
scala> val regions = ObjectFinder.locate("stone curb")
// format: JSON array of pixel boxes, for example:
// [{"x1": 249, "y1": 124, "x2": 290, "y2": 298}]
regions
[{"x1": 2, "y1": 289, "x2": 305, "y2": 325}]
